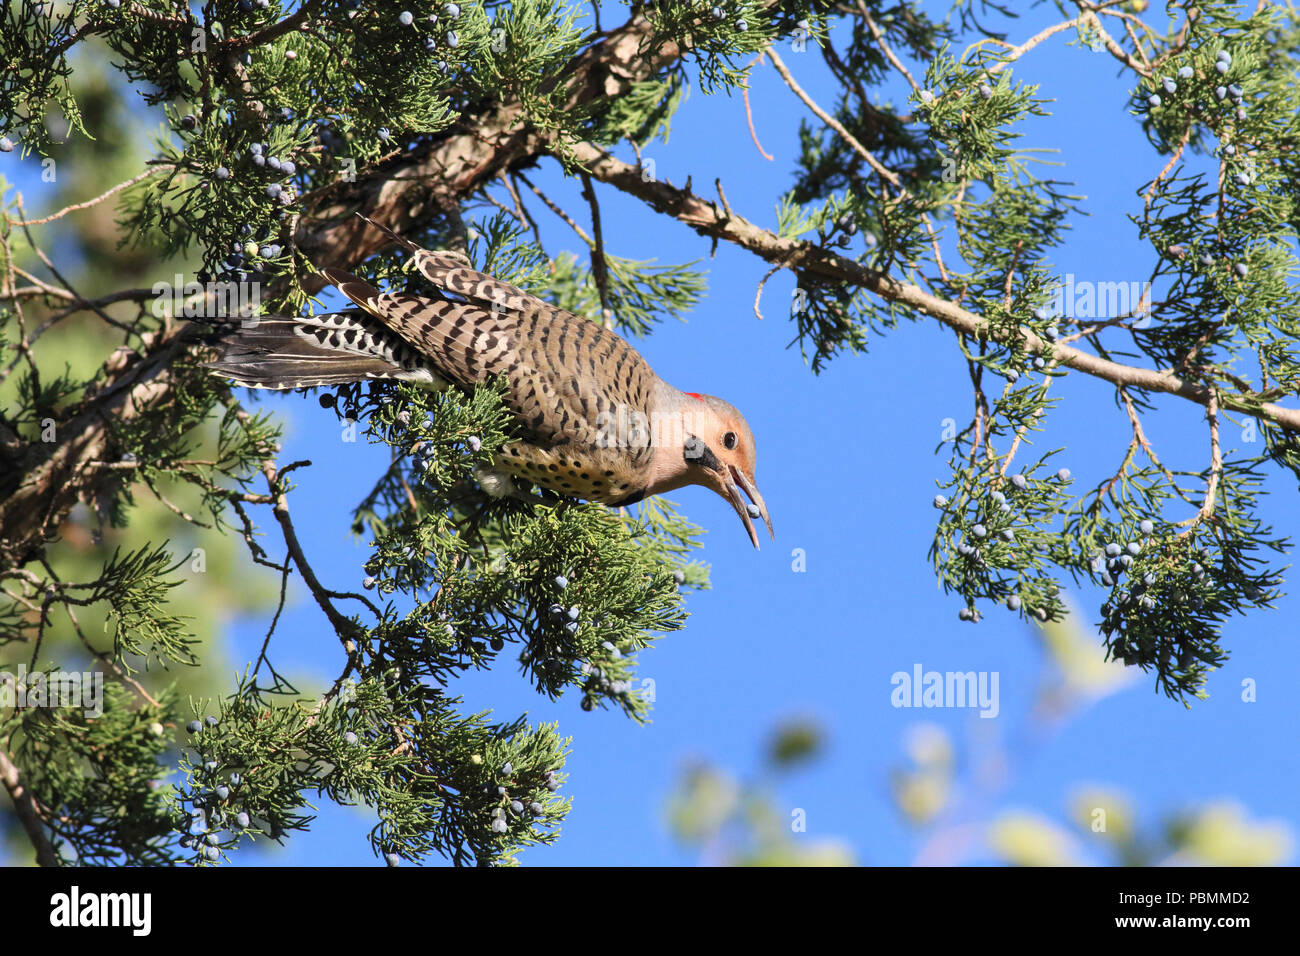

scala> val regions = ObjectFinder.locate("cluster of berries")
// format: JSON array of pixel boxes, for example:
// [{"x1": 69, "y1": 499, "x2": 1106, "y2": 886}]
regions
[
  {"x1": 487, "y1": 763, "x2": 556, "y2": 834},
  {"x1": 177, "y1": 717, "x2": 254, "y2": 863}
]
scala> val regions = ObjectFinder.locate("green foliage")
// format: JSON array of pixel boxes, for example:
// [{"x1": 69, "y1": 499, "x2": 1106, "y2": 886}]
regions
[
  {"x1": 2, "y1": 0, "x2": 727, "y2": 867},
  {"x1": 767, "y1": 0, "x2": 1300, "y2": 702}
]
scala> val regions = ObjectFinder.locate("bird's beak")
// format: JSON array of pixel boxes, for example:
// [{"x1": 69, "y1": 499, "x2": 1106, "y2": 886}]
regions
[{"x1": 724, "y1": 465, "x2": 774, "y2": 550}]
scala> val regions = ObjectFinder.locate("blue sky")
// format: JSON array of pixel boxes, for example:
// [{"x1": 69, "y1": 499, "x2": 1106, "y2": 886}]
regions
[{"x1": 5, "y1": 3, "x2": 1297, "y2": 866}]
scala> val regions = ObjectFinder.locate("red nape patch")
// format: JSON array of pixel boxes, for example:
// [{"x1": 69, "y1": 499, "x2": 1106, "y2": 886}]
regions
[{"x1": 686, "y1": 392, "x2": 703, "y2": 400}]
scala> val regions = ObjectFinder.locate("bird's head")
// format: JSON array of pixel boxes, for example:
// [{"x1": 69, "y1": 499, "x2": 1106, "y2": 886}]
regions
[{"x1": 679, "y1": 393, "x2": 773, "y2": 549}]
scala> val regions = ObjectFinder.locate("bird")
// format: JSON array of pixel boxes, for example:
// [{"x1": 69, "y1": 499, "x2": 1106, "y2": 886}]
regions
[{"x1": 204, "y1": 214, "x2": 773, "y2": 548}]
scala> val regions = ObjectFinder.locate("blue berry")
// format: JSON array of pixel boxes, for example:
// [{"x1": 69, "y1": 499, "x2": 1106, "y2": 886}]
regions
[
  {"x1": 530, "y1": 802, "x2": 544, "y2": 815},
  {"x1": 345, "y1": 731, "x2": 359, "y2": 745},
  {"x1": 252, "y1": 153, "x2": 266, "y2": 167},
  {"x1": 205, "y1": 715, "x2": 218, "y2": 727},
  {"x1": 564, "y1": 621, "x2": 578, "y2": 635},
  {"x1": 566, "y1": 606, "x2": 580, "y2": 621},
  {"x1": 1178, "y1": 66, "x2": 1194, "y2": 79},
  {"x1": 1139, "y1": 519, "x2": 1154, "y2": 535},
  {"x1": 1224, "y1": 144, "x2": 1235, "y2": 155},
  {"x1": 735, "y1": 18, "x2": 748, "y2": 31},
  {"x1": 553, "y1": 575, "x2": 568, "y2": 589},
  {"x1": 491, "y1": 818, "x2": 507, "y2": 833},
  {"x1": 399, "y1": 11, "x2": 413, "y2": 25},
  {"x1": 1162, "y1": 77, "x2": 1176, "y2": 94},
  {"x1": 1235, "y1": 262, "x2": 1248, "y2": 277},
  {"x1": 0, "y1": 137, "x2": 14, "y2": 152},
  {"x1": 265, "y1": 184, "x2": 281, "y2": 198},
  {"x1": 1056, "y1": 468, "x2": 1071, "y2": 482},
  {"x1": 979, "y1": 84, "x2": 993, "y2": 100},
  {"x1": 511, "y1": 800, "x2": 524, "y2": 813},
  {"x1": 502, "y1": 762, "x2": 513, "y2": 775},
  {"x1": 446, "y1": 30, "x2": 459, "y2": 48},
  {"x1": 230, "y1": 773, "x2": 242, "y2": 786},
  {"x1": 1142, "y1": 572, "x2": 1156, "y2": 586},
  {"x1": 1216, "y1": 50, "x2": 1231, "y2": 63},
  {"x1": 1125, "y1": 542, "x2": 1140, "y2": 556},
  {"x1": 266, "y1": 156, "x2": 282, "y2": 171},
  {"x1": 1199, "y1": 253, "x2": 1214, "y2": 267},
  {"x1": 443, "y1": 2, "x2": 461, "y2": 16},
  {"x1": 204, "y1": 761, "x2": 218, "y2": 773},
  {"x1": 1101, "y1": 572, "x2": 1115, "y2": 587},
  {"x1": 215, "y1": 165, "x2": 231, "y2": 180},
  {"x1": 205, "y1": 833, "x2": 220, "y2": 846},
  {"x1": 1228, "y1": 83, "x2": 1243, "y2": 99},
  {"x1": 107, "y1": 0, "x2": 120, "y2": 6},
  {"x1": 990, "y1": 491, "x2": 1006, "y2": 506},
  {"x1": 1214, "y1": 86, "x2": 1227, "y2": 101},
  {"x1": 1011, "y1": 474, "x2": 1027, "y2": 491},
  {"x1": 235, "y1": 812, "x2": 250, "y2": 828},
  {"x1": 187, "y1": 720, "x2": 202, "y2": 734},
  {"x1": 1147, "y1": 94, "x2": 1161, "y2": 108},
  {"x1": 424, "y1": 37, "x2": 437, "y2": 51},
  {"x1": 385, "y1": 852, "x2": 401, "y2": 867},
  {"x1": 1105, "y1": 543, "x2": 1122, "y2": 557},
  {"x1": 711, "y1": 5, "x2": 724, "y2": 19},
  {"x1": 377, "y1": 127, "x2": 391, "y2": 142},
  {"x1": 1215, "y1": 60, "x2": 1229, "y2": 75},
  {"x1": 214, "y1": 785, "x2": 229, "y2": 801},
  {"x1": 204, "y1": 846, "x2": 220, "y2": 861},
  {"x1": 281, "y1": 160, "x2": 296, "y2": 175},
  {"x1": 933, "y1": 494, "x2": 947, "y2": 508},
  {"x1": 1237, "y1": 108, "x2": 1247, "y2": 121},
  {"x1": 972, "y1": 524, "x2": 987, "y2": 539},
  {"x1": 1000, "y1": 529, "x2": 1015, "y2": 543},
  {"x1": 1007, "y1": 595, "x2": 1021, "y2": 611}
]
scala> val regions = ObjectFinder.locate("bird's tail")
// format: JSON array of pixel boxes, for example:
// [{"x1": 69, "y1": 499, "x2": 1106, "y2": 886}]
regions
[{"x1": 201, "y1": 311, "x2": 444, "y2": 390}]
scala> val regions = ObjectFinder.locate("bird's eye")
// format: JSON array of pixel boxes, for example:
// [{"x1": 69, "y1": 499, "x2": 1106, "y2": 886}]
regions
[{"x1": 723, "y1": 431, "x2": 738, "y2": 450}]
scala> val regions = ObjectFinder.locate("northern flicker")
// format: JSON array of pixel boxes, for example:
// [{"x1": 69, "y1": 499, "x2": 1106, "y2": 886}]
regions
[{"x1": 205, "y1": 215, "x2": 773, "y2": 548}]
